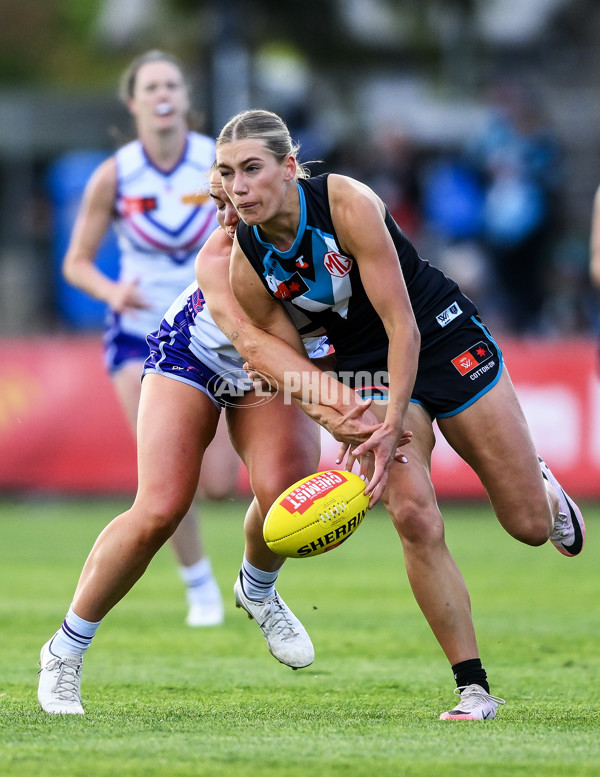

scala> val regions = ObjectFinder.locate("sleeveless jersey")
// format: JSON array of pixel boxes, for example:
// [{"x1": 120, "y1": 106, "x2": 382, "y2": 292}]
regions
[
  {"x1": 152, "y1": 280, "x2": 330, "y2": 393},
  {"x1": 236, "y1": 174, "x2": 477, "y2": 373},
  {"x1": 112, "y1": 131, "x2": 218, "y2": 339}
]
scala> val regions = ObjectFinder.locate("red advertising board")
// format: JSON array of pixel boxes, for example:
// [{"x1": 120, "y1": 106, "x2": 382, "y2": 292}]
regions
[
  {"x1": 0, "y1": 336, "x2": 599, "y2": 498},
  {"x1": 0, "y1": 336, "x2": 137, "y2": 493}
]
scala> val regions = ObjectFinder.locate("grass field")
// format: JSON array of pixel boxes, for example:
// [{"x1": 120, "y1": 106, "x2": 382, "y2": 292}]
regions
[{"x1": 0, "y1": 496, "x2": 599, "y2": 777}]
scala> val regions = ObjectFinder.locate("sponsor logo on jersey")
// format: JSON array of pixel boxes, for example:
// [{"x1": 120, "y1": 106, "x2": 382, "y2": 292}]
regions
[
  {"x1": 295, "y1": 255, "x2": 309, "y2": 269},
  {"x1": 436, "y1": 302, "x2": 463, "y2": 327},
  {"x1": 181, "y1": 192, "x2": 211, "y2": 206},
  {"x1": 451, "y1": 342, "x2": 493, "y2": 376},
  {"x1": 272, "y1": 273, "x2": 310, "y2": 301},
  {"x1": 323, "y1": 251, "x2": 353, "y2": 277},
  {"x1": 121, "y1": 196, "x2": 158, "y2": 215}
]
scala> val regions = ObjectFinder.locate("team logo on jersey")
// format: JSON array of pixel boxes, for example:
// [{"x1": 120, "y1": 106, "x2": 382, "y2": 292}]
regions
[
  {"x1": 436, "y1": 302, "x2": 463, "y2": 328},
  {"x1": 190, "y1": 288, "x2": 206, "y2": 314},
  {"x1": 121, "y1": 196, "x2": 158, "y2": 215},
  {"x1": 323, "y1": 251, "x2": 353, "y2": 278},
  {"x1": 451, "y1": 342, "x2": 493, "y2": 376},
  {"x1": 272, "y1": 273, "x2": 310, "y2": 301}
]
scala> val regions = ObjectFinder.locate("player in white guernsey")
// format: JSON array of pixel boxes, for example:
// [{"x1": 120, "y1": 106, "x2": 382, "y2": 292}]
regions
[
  {"x1": 38, "y1": 169, "x2": 331, "y2": 715},
  {"x1": 61, "y1": 51, "x2": 233, "y2": 628}
]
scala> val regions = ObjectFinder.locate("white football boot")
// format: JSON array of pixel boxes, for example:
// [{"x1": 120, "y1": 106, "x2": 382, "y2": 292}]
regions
[
  {"x1": 440, "y1": 684, "x2": 505, "y2": 720},
  {"x1": 234, "y1": 575, "x2": 314, "y2": 669},
  {"x1": 539, "y1": 456, "x2": 585, "y2": 557},
  {"x1": 38, "y1": 640, "x2": 84, "y2": 714}
]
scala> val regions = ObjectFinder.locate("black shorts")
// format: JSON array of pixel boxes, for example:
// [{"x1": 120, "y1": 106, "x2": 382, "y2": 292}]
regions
[{"x1": 340, "y1": 315, "x2": 503, "y2": 419}]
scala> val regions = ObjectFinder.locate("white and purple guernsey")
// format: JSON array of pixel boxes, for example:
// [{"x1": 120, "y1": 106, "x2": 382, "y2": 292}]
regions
[{"x1": 112, "y1": 131, "x2": 218, "y2": 341}]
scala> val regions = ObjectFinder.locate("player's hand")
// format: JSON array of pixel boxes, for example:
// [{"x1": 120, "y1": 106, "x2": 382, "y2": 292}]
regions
[
  {"x1": 340, "y1": 423, "x2": 412, "y2": 507},
  {"x1": 331, "y1": 402, "x2": 411, "y2": 456},
  {"x1": 323, "y1": 400, "x2": 382, "y2": 446},
  {"x1": 243, "y1": 362, "x2": 278, "y2": 393},
  {"x1": 109, "y1": 278, "x2": 151, "y2": 313}
]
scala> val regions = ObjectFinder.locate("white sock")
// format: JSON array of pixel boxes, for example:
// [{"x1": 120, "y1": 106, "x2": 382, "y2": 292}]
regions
[
  {"x1": 49, "y1": 605, "x2": 102, "y2": 658},
  {"x1": 179, "y1": 558, "x2": 220, "y2": 604},
  {"x1": 240, "y1": 555, "x2": 279, "y2": 601}
]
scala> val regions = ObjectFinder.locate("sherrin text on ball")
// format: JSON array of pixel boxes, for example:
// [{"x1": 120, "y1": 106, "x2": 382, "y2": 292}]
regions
[{"x1": 263, "y1": 470, "x2": 369, "y2": 558}]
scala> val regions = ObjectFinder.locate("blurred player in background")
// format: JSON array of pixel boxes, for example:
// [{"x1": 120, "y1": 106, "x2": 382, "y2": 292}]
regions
[{"x1": 61, "y1": 50, "x2": 235, "y2": 627}]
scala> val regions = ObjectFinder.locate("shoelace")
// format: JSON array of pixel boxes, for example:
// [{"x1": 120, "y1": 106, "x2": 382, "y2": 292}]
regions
[
  {"x1": 540, "y1": 460, "x2": 567, "y2": 537},
  {"x1": 550, "y1": 511, "x2": 570, "y2": 540},
  {"x1": 41, "y1": 656, "x2": 82, "y2": 702},
  {"x1": 263, "y1": 595, "x2": 299, "y2": 641},
  {"x1": 453, "y1": 685, "x2": 506, "y2": 710}
]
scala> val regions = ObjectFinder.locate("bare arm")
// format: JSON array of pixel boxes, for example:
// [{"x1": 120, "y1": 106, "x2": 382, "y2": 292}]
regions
[
  {"x1": 228, "y1": 231, "x2": 413, "y2": 502},
  {"x1": 226, "y1": 237, "x2": 369, "y2": 413},
  {"x1": 197, "y1": 234, "x2": 381, "y2": 444},
  {"x1": 327, "y1": 173, "x2": 421, "y2": 494},
  {"x1": 62, "y1": 158, "x2": 149, "y2": 313},
  {"x1": 590, "y1": 184, "x2": 600, "y2": 289}
]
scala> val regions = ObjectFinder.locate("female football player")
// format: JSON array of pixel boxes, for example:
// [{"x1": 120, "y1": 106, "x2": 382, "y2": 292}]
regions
[
  {"x1": 61, "y1": 50, "x2": 232, "y2": 627},
  {"x1": 38, "y1": 170, "x2": 338, "y2": 714},
  {"x1": 214, "y1": 108, "x2": 585, "y2": 721}
]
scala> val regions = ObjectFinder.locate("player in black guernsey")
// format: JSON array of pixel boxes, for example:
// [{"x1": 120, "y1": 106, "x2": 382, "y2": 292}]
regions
[
  {"x1": 216, "y1": 109, "x2": 585, "y2": 722},
  {"x1": 235, "y1": 172, "x2": 488, "y2": 417}
]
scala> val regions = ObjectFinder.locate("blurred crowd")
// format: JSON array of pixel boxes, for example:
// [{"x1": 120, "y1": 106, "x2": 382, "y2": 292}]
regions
[
  {"x1": 302, "y1": 78, "x2": 597, "y2": 338},
  {"x1": 8, "y1": 77, "x2": 599, "y2": 338}
]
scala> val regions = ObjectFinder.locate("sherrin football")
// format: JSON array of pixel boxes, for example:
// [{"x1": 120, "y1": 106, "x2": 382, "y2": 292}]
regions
[{"x1": 263, "y1": 470, "x2": 369, "y2": 558}]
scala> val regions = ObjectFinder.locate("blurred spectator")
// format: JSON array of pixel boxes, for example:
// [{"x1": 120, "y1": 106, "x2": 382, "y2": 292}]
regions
[
  {"x1": 325, "y1": 128, "x2": 424, "y2": 242},
  {"x1": 466, "y1": 78, "x2": 563, "y2": 334},
  {"x1": 420, "y1": 155, "x2": 502, "y2": 326},
  {"x1": 366, "y1": 128, "x2": 423, "y2": 241},
  {"x1": 541, "y1": 235, "x2": 596, "y2": 335}
]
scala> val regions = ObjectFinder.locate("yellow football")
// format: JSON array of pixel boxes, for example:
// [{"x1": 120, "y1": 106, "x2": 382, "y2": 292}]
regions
[{"x1": 263, "y1": 470, "x2": 369, "y2": 558}]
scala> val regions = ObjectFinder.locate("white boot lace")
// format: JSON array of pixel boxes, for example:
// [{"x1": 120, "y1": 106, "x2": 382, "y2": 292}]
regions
[
  {"x1": 42, "y1": 656, "x2": 82, "y2": 702},
  {"x1": 263, "y1": 594, "x2": 299, "y2": 641},
  {"x1": 550, "y1": 511, "x2": 570, "y2": 541},
  {"x1": 454, "y1": 684, "x2": 506, "y2": 709}
]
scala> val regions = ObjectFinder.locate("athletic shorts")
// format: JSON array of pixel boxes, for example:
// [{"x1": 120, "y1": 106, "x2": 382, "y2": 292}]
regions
[
  {"x1": 103, "y1": 326, "x2": 150, "y2": 375},
  {"x1": 341, "y1": 315, "x2": 503, "y2": 419},
  {"x1": 143, "y1": 327, "x2": 252, "y2": 411}
]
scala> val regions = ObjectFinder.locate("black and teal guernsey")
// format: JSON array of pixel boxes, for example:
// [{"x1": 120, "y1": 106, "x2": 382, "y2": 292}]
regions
[{"x1": 236, "y1": 174, "x2": 477, "y2": 374}]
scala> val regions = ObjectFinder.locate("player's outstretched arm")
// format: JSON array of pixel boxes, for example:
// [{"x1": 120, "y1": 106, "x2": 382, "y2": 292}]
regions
[{"x1": 198, "y1": 233, "x2": 390, "y2": 447}]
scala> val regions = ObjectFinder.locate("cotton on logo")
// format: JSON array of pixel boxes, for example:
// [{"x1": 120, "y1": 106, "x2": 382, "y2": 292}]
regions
[{"x1": 323, "y1": 252, "x2": 352, "y2": 277}]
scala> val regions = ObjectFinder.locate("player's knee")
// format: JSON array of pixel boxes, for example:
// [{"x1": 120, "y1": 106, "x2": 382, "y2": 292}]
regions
[
  {"x1": 384, "y1": 495, "x2": 445, "y2": 547},
  {"x1": 252, "y1": 478, "x2": 285, "y2": 517},
  {"x1": 251, "y1": 466, "x2": 313, "y2": 517},
  {"x1": 500, "y1": 507, "x2": 549, "y2": 546},
  {"x1": 201, "y1": 482, "x2": 235, "y2": 501},
  {"x1": 131, "y1": 497, "x2": 190, "y2": 543}
]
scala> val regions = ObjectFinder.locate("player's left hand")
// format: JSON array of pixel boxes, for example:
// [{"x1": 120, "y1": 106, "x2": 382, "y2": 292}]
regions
[{"x1": 339, "y1": 423, "x2": 412, "y2": 506}]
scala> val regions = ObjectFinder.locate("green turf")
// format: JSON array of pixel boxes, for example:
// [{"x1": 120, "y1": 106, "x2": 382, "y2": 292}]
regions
[{"x1": 0, "y1": 497, "x2": 599, "y2": 776}]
